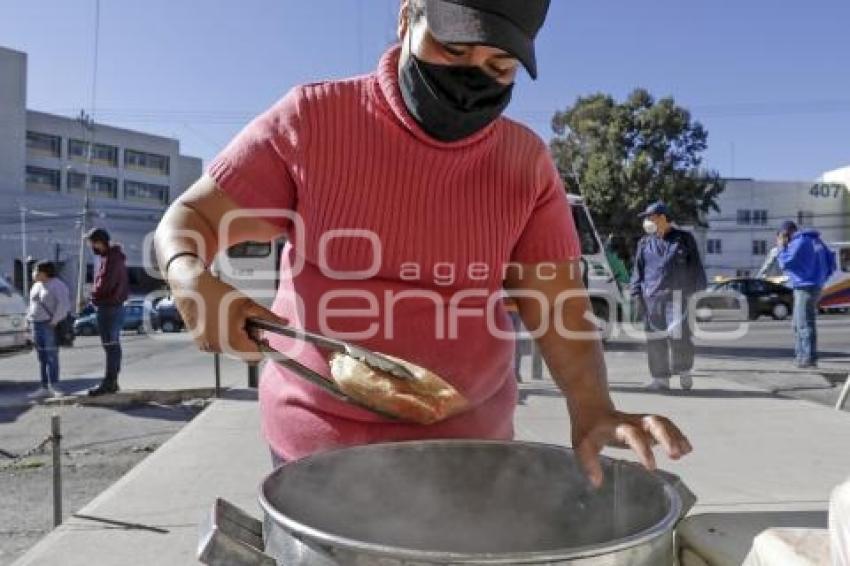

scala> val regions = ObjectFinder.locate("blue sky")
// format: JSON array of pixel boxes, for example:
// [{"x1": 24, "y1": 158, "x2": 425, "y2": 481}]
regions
[{"x1": 2, "y1": 0, "x2": 848, "y2": 180}]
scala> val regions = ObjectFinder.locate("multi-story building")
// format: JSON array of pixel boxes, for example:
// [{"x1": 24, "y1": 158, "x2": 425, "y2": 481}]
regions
[
  {"x1": 0, "y1": 45, "x2": 202, "y2": 298},
  {"x1": 702, "y1": 175, "x2": 850, "y2": 280}
]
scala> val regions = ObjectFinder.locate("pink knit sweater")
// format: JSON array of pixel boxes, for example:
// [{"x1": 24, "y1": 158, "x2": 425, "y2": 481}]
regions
[{"x1": 209, "y1": 46, "x2": 580, "y2": 460}]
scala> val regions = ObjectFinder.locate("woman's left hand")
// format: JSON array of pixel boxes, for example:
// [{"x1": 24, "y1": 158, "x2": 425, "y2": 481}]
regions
[{"x1": 571, "y1": 407, "x2": 693, "y2": 488}]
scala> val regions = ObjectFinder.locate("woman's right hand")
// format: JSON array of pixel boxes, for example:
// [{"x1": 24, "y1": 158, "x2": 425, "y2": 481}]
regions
[{"x1": 166, "y1": 255, "x2": 287, "y2": 363}]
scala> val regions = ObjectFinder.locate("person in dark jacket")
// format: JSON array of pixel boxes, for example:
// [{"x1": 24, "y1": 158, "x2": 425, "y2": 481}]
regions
[
  {"x1": 85, "y1": 228, "x2": 130, "y2": 396},
  {"x1": 776, "y1": 221, "x2": 836, "y2": 368},
  {"x1": 630, "y1": 202, "x2": 707, "y2": 392}
]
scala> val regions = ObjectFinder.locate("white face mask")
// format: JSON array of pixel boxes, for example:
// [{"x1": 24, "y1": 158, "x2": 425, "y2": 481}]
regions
[{"x1": 643, "y1": 219, "x2": 659, "y2": 235}]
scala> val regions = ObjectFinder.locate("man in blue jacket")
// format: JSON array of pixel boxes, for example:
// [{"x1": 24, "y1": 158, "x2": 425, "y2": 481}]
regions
[
  {"x1": 631, "y1": 202, "x2": 707, "y2": 392},
  {"x1": 776, "y1": 221, "x2": 836, "y2": 368}
]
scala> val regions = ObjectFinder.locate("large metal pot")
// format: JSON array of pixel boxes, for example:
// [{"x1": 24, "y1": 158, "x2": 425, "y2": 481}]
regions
[{"x1": 199, "y1": 440, "x2": 695, "y2": 565}]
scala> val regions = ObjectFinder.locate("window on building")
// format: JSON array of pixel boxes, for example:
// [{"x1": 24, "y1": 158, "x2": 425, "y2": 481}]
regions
[
  {"x1": 65, "y1": 171, "x2": 86, "y2": 193},
  {"x1": 736, "y1": 269, "x2": 752, "y2": 278},
  {"x1": 92, "y1": 144, "x2": 118, "y2": 167},
  {"x1": 67, "y1": 170, "x2": 86, "y2": 193},
  {"x1": 68, "y1": 139, "x2": 86, "y2": 160},
  {"x1": 752, "y1": 240, "x2": 768, "y2": 256},
  {"x1": 26, "y1": 131, "x2": 62, "y2": 158},
  {"x1": 227, "y1": 242, "x2": 273, "y2": 258},
  {"x1": 25, "y1": 166, "x2": 60, "y2": 192},
  {"x1": 707, "y1": 239, "x2": 723, "y2": 255},
  {"x1": 125, "y1": 180, "x2": 170, "y2": 205},
  {"x1": 91, "y1": 176, "x2": 118, "y2": 199},
  {"x1": 841, "y1": 249, "x2": 850, "y2": 273},
  {"x1": 797, "y1": 211, "x2": 814, "y2": 227},
  {"x1": 68, "y1": 139, "x2": 118, "y2": 167},
  {"x1": 736, "y1": 210, "x2": 752, "y2": 225},
  {"x1": 753, "y1": 210, "x2": 769, "y2": 225},
  {"x1": 124, "y1": 149, "x2": 170, "y2": 176}
]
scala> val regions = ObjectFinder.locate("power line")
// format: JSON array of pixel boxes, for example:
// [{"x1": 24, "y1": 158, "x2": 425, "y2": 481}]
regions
[
  {"x1": 36, "y1": 98, "x2": 850, "y2": 128},
  {"x1": 90, "y1": 0, "x2": 100, "y2": 123}
]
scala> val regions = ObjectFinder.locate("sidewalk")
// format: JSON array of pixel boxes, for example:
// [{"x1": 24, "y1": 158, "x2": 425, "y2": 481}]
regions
[
  {"x1": 0, "y1": 335, "x2": 253, "y2": 410},
  {"x1": 12, "y1": 347, "x2": 850, "y2": 565},
  {"x1": 518, "y1": 350, "x2": 850, "y2": 514}
]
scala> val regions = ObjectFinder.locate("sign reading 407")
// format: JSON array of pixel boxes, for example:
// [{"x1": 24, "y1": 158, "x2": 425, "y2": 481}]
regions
[{"x1": 810, "y1": 183, "x2": 847, "y2": 199}]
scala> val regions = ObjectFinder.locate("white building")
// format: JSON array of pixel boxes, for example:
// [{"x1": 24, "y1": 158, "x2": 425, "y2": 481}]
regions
[
  {"x1": 0, "y1": 45, "x2": 203, "y2": 297},
  {"x1": 702, "y1": 176, "x2": 850, "y2": 280},
  {"x1": 821, "y1": 165, "x2": 850, "y2": 187}
]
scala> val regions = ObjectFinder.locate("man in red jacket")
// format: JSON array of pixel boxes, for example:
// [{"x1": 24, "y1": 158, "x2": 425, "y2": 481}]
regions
[{"x1": 85, "y1": 228, "x2": 129, "y2": 396}]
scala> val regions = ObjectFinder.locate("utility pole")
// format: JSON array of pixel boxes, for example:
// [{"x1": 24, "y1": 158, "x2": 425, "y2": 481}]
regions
[
  {"x1": 20, "y1": 205, "x2": 28, "y2": 295},
  {"x1": 75, "y1": 110, "x2": 95, "y2": 313}
]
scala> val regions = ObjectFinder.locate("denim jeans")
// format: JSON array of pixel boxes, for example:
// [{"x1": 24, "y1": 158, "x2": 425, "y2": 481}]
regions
[
  {"x1": 792, "y1": 287, "x2": 820, "y2": 366},
  {"x1": 33, "y1": 321, "x2": 59, "y2": 387},
  {"x1": 97, "y1": 305, "x2": 124, "y2": 386}
]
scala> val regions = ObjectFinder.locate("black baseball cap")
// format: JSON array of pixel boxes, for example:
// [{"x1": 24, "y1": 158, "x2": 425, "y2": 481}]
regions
[
  {"x1": 424, "y1": 0, "x2": 551, "y2": 79},
  {"x1": 85, "y1": 227, "x2": 110, "y2": 243}
]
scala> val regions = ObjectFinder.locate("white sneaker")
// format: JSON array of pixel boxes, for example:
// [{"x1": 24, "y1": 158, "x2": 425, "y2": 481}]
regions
[
  {"x1": 679, "y1": 371, "x2": 694, "y2": 391},
  {"x1": 27, "y1": 387, "x2": 51, "y2": 400},
  {"x1": 645, "y1": 378, "x2": 671, "y2": 392},
  {"x1": 46, "y1": 386, "x2": 62, "y2": 398}
]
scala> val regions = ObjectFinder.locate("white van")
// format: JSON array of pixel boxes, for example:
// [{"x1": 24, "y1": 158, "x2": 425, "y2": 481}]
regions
[
  {"x1": 567, "y1": 194, "x2": 627, "y2": 328},
  {"x1": 0, "y1": 275, "x2": 30, "y2": 351},
  {"x1": 215, "y1": 197, "x2": 626, "y2": 326}
]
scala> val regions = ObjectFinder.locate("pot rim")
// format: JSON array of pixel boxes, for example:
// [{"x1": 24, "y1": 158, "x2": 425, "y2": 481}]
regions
[{"x1": 258, "y1": 439, "x2": 682, "y2": 563}]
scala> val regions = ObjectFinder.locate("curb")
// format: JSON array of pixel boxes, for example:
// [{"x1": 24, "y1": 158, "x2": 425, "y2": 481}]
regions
[
  {"x1": 697, "y1": 365, "x2": 848, "y2": 383},
  {"x1": 41, "y1": 388, "x2": 222, "y2": 408}
]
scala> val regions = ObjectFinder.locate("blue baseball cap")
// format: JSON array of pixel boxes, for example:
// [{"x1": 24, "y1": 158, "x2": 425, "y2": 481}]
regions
[
  {"x1": 777, "y1": 220, "x2": 798, "y2": 235},
  {"x1": 638, "y1": 202, "x2": 670, "y2": 218}
]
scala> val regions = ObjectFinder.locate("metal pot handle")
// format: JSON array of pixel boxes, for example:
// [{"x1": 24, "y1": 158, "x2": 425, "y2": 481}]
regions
[
  {"x1": 656, "y1": 470, "x2": 697, "y2": 521},
  {"x1": 198, "y1": 498, "x2": 276, "y2": 566}
]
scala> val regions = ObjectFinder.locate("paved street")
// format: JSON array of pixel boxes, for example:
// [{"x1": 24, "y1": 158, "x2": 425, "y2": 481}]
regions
[
  {"x1": 1, "y1": 315, "x2": 848, "y2": 564},
  {"x1": 0, "y1": 332, "x2": 247, "y2": 566},
  {"x1": 521, "y1": 313, "x2": 850, "y2": 410},
  {"x1": 0, "y1": 403, "x2": 204, "y2": 566},
  {"x1": 668, "y1": 314, "x2": 847, "y2": 408},
  {"x1": 6, "y1": 314, "x2": 849, "y2": 566},
  {"x1": 0, "y1": 331, "x2": 254, "y2": 410},
  {"x1": 695, "y1": 313, "x2": 848, "y2": 363},
  {"x1": 604, "y1": 312, "x2": 849, "y2": 360}
]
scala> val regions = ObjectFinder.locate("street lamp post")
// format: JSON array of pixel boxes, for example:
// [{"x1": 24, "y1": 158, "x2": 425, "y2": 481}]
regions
[
  {"x1": 75, "y1": 110, "x2": 95, "y2": 314},
  {"x1": 20, "y1": 205, "x2": 28, "y2": 296}
]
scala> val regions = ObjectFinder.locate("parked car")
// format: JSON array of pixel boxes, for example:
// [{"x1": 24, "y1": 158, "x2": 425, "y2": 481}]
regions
[
  {"x1": 154, "y1": 297, "x2": 184, "y2": 333},
  {"x1": 73, "y1": 302, "x2": 159, "y2": 336},
  {"x1": 0, "y1": 275, "x2": 30, "y2": 351},
  {"x1": 126, "y1": 298, "x2": 161, "y2": 330},
  {"x1": 696, "y1": 278, "x2": 794, "y2": 322}
]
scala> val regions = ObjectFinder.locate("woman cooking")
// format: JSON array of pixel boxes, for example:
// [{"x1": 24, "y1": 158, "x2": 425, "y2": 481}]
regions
[{"x1": 154, "y1": 0, "x2": 691, "y2": 487}]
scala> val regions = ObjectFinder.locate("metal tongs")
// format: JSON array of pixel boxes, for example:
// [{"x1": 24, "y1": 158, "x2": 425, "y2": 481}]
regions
[{"x1": 245, "y1": 318, "x2": 417, "y2": 418}]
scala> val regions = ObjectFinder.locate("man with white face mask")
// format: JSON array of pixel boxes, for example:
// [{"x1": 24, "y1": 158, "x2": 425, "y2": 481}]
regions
[{"x1": 630, "y1": 202, "x2": 707, "y2": 391}]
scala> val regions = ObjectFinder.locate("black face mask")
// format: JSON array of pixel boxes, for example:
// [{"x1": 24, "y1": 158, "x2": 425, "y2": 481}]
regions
[{"x1": 399, "y1": 50, "x2": 514, "y2": 142}]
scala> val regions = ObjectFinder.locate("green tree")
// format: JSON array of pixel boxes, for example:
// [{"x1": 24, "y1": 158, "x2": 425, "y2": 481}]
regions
[{"x1": 550, "y1": 89, "x2": 725, "y2": 259}]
